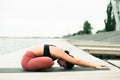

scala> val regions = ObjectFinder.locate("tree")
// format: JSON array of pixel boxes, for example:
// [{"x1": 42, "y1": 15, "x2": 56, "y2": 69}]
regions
[
  {"x1": 83, "y1": 21, "x2": 92, "y2": 34},
  {"x1": 104, "y1": 1, "x2": 116, "y2": 31},
  {"x1": 65, "y1": 20, "x2": 92, "y2": 37},
  {"x1": 111, "y1": 14, "x2": 116, "y2": 30}
]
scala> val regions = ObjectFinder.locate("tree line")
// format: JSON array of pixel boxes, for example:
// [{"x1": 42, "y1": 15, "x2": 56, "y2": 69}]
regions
[{"x1": 64, "y1": 1, "x2": 116, "y2": 37}]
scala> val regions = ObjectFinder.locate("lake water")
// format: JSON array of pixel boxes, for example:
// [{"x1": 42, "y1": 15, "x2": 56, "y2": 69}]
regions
[{"x1": 0, "y1": 37, "x2": 56, "y2": 55}]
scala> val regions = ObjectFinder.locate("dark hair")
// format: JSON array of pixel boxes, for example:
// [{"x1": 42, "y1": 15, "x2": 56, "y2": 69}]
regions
[
  {"x1": 65, "y1": 61, "x2": 74, "y2": 69},
  {"x1": 64, "y1": 50, "x2": 75, "y2": 69}
]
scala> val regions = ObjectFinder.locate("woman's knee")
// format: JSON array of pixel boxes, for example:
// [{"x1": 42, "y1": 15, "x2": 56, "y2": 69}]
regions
[{"x1": 41, "y1": 57, "x2": 54, "y2": 67}]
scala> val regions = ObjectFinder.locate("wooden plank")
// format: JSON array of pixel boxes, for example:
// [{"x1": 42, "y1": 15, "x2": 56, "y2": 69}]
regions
[
  {"x1": 107, "y1": 60, "x2": 120, "y2": 68},
  {"x1": 80, "y1": 47, "x2": 120, "y2": 55}
]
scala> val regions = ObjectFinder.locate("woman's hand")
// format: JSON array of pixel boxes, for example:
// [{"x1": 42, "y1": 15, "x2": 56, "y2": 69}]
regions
[{"x1": 94, "y1": 65, "x2": 109, "y2": 70}]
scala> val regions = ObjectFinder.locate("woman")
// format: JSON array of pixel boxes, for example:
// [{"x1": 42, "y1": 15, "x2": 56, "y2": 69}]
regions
[{"x1": 21, "y1": 44, "x2": 108, "y2": 71}]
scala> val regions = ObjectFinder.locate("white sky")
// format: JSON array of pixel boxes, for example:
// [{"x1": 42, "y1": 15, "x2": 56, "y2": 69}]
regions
[{"x1": 0, "y1": 0, "x2": 110, "y2": 37}]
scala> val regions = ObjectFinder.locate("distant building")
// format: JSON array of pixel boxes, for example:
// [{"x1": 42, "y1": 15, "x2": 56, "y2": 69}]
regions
[{"x1": 111, "y1": 0, "x2": 120, "y2": 31}]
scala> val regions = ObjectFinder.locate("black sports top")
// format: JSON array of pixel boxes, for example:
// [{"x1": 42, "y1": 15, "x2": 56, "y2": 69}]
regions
[{"x1": 43, "y1": 44, "x2": 56, "y2": 61}]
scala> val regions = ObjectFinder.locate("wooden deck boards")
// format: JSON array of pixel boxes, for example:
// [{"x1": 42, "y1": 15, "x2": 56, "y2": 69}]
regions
[
  {"x1": 107, "y1": 60, "x2": 120, "y2": 68},
  {"x1": 80, "y1": 47, "x2": 120, "y2": 55}
]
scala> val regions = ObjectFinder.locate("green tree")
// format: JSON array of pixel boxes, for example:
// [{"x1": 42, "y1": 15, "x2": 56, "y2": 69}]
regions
[
  {"x1": 104, "y1": 1, "x2": 116, "y2": 31},
  {"x1": 83, "y1": 21, "x2": 92, "y2": 34}
]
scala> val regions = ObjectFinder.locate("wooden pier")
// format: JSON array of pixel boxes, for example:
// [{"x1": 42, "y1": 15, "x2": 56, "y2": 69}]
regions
[{"x1": 0, "y1": 39, "x2": 120, "y2": 80}]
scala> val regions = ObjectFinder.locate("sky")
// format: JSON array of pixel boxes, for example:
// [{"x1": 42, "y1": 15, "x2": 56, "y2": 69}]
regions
[{"x1": 0, "y1": 0, "x2": 110, "y2": 37}]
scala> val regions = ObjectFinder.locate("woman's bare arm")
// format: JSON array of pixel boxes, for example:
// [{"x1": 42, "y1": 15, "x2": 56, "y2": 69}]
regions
[
  {"x1": 58, "y1": 49, "x2": 108, "y2": 69},
  {"x1": 50, "y1": 46, "x2": 108, "y2": 69},
  {"x1": 63, "y1": 54, "x2": 108, "y2": 69},
  {"x1": 61, "y1": 53, "x2": 96, "y2": 68}
]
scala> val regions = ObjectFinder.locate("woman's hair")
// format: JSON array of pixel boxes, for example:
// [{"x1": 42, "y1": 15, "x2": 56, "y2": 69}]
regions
[{"x1": 64, "y1": 50, "x2": 75, "y2": 69}]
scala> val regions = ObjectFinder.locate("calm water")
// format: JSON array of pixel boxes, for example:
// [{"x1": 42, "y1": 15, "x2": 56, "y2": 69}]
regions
[{"x1": 0, "y1": 37, "x2": 55, "y2": 55}]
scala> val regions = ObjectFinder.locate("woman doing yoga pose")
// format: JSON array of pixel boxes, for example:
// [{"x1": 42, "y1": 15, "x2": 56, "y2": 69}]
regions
[{"x1": 21, "y1": 44, "x2": 108, "y2": 71}]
